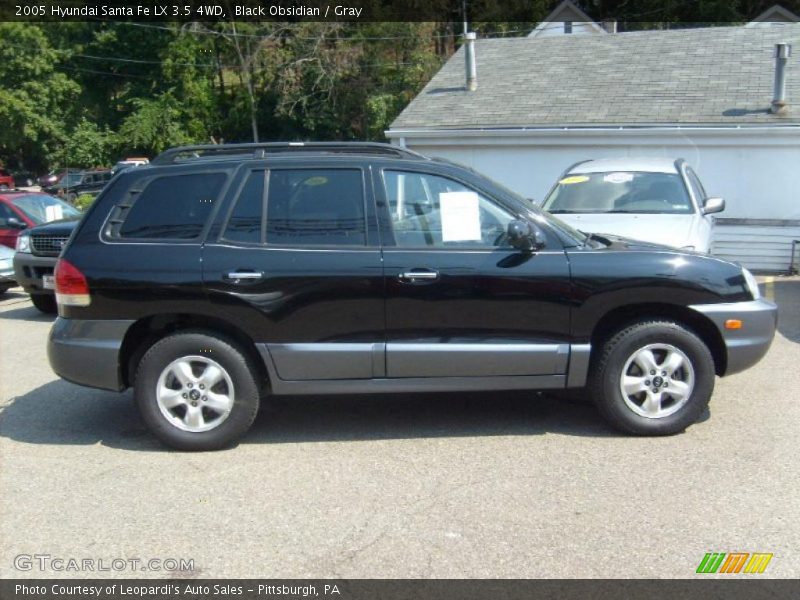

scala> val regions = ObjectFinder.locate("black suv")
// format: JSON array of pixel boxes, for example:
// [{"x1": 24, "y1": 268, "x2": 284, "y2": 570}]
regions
[{"x1": 47, "y1": 143, "x2": 777, "y2": 450}]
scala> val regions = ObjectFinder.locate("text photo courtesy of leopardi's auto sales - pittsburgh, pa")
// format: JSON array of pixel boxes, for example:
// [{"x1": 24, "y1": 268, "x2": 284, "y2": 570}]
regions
[{"x1": 0, "y1": 1, "x2": 799, "y2": 599}]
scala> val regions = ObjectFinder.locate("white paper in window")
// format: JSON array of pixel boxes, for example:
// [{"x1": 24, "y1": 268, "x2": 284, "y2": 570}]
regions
[
  {"x1": 45, "y1": 204, "x2": 63, "y2": 222},
  {"x1": 440, "y1": 191, "x2": 481, "y2": 242}
]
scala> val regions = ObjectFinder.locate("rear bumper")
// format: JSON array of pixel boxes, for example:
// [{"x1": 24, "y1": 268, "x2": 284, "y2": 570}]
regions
[
  {"x1": 690, "y1": 298, "x2": 778, "y2": 376},
  {"x1": 13, "y1": 252, "x2": 57, "y2": 295},
  {"x1": 48, "y1": 318, "x2": 135, "y2": 391}
]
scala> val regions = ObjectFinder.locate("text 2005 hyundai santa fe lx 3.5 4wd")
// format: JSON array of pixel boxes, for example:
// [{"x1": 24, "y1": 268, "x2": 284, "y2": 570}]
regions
[{"x1": 46, "y1": 143, "x2": 777, "y2": 451}]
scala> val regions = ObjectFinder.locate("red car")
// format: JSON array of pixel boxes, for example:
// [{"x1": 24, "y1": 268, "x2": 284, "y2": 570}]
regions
[
  {"x1": 0, "y1": 191, "x2": 81, "y2": 249},
  {"x1": 0, "y1": 168, "x2": 14, "y2": 190}
]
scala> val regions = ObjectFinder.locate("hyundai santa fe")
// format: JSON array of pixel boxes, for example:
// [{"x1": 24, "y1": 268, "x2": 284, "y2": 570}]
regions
[{"x1": 46, "y1": 143, "x2": 777, "y2": 450}]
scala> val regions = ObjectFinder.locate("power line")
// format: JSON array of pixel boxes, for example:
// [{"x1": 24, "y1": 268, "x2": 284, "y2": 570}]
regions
[
  {"x1": 72, "y1": 51, "x2": 232, "y2": 68},
  {"x1": 56, "y1": 64, "x2": 150, "y2": 79},
  {"x1": 115, "y1": 21, "x2": 530, "y2": 41}
]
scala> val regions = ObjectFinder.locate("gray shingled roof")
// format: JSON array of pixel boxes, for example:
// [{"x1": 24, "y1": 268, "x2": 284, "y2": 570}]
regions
[{"x1": 390, "y1": 24, "x2": 800, "y2": 130}]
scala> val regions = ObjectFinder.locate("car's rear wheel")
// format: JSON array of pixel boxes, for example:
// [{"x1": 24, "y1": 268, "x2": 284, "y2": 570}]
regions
[
  {"x1": 31, "y1": 294, "x2": 57, "y2": 313},
  {"x1": 589, "y1": 320, "x2": 715, "y2": 435},
  {"x1": 134, "y1": 331, "x2": 261, "y2": 451}
]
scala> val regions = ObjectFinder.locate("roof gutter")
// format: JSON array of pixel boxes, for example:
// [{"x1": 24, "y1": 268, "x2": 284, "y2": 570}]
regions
[{"x1": 386, "y1": 124, "x2": 800, "y2": 139}]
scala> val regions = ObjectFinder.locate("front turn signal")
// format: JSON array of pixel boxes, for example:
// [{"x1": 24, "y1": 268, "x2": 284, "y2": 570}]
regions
[{"x1": 725, "y1": 319, "x2": 743, "y2": 330}]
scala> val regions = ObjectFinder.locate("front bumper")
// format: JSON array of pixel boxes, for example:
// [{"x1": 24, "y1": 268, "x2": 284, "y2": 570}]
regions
[
  {"x1": 48, "y1": 318, "x2": 135, "y2": 391},
  {"x1": 13, "y1": 252, "x2": 57, "y2": 295},
  {"x1": 691, "y1": 298, "x2": 778, "y2": 376},
  {"x1": 0, "y1": 256, "x2": 15, "y2": 283}
]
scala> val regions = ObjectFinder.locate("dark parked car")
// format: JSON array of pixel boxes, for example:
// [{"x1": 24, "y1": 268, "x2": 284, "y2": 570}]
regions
[
  {"x1": 38, "y1": 169, "x2": 78, "y2": 189},
  {"x1": 12, "y1": 170, "x2": 38, "y2": 188},
  {"x1": 14, "y1": 217, "x2": 80, "y2": 313},
  {"x1": 45, "y1": 170, "x2": 111, "y2": 202},
  {"x1": 68, "y1": 169, "x2": 113, "y2": 200},
  {"x1": 47, "y1": 143, "x2": 777, "y2": 450}
]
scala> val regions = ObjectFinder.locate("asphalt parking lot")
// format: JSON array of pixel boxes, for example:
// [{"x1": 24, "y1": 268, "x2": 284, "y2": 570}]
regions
[{"x1": 1, "y1": 277, "x2": 799, "y2": 579}]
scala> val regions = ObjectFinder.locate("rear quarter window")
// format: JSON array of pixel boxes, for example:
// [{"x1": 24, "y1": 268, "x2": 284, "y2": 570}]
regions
[{"x1": 111, "y1": 172, "x2": 227, "y2": 240}]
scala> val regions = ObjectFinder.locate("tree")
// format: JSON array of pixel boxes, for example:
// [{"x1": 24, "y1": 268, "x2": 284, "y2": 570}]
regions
[
  {"x1": 61, "y1": 118, "x2": 117, "y2": 167},
  {"x1": 118, "y1": 94, "x2": 197, "y2": 155},
  {"x1": 0, "y1": 23, "x2": 80, "y2": 170}
]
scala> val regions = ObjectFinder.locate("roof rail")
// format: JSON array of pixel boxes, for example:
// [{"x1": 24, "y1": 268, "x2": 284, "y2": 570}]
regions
[{"x1": 151, "y1": 142, "x2": 426, "y2": 165}]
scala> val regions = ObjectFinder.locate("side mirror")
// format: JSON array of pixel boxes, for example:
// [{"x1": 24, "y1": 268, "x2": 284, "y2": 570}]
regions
[
  {"x1": 5, "y1": 217, "x2": 26, "y2": 229},
  {"x1": 507, "y1": 219, "x2": 546, "y2": 252},
  {"x1": 702, "y1": 197, "x2": 725, "y2": 215}
]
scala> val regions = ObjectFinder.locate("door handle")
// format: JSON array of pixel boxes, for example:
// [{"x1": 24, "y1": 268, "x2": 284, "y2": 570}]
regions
[
  {"x1": 223, "y1": 270, "x2": 264, "y2": 283},
  {"x1": 398, "y1": 269, "x2": 439, "y2": 283}
]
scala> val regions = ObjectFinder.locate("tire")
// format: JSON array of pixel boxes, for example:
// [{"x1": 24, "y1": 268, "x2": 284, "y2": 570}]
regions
[
  {"x1": 589, "y1": 320, "x2": 715, "y2": 435},
  {"x1": 134, "y1": 330, "x2": 261, "y2": 451},
  {"x1": 31, "y1": 294, "x2": 57, "y2": 313}
]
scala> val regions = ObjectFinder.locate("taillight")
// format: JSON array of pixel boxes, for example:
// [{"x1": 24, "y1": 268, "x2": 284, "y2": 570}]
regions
[{"x1": 54, "y1": 258, "x2": 91, "y2": 307}]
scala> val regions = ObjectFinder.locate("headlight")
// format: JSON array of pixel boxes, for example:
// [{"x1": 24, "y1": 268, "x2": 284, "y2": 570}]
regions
[
  {"x1": 16, "y1": 233, "x2": 31, "y2": 253},
  {"x1": 742, "y1": 268, "x2": 760, "y2": 300}
]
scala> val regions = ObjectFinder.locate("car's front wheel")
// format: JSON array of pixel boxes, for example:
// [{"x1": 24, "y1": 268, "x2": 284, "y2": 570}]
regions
[
  {"x1": 135, "y1": 331, "x2": 261, "y2": 451},
  {"x1": 590, "y1": 320, "x2": 715, "y2": 435}
]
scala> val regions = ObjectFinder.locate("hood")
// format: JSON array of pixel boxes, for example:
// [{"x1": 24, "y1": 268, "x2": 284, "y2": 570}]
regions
[
  {"x1": 26, "y1": 218, "x2": 80, "y2": 235},
  {"x1": 554, "y1": 213, "x2": 696, "y2": 249}
]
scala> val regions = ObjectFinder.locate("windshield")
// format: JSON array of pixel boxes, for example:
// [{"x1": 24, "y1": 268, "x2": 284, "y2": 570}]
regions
[
  {"x1": 543, "y1": 171, "x2": 694, "y2": 215},
  {"x1": 12, "y1": 194, "x2": 81, "y2": 224},
  {"x1": 59, "y1": 173, "x2": 84, "y2": 187}
]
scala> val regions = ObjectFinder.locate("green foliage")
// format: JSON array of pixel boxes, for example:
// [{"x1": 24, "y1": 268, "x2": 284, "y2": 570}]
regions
[
  {"x1": 56, "y1": 119, "x2": 118, "y2": 168},
  {"x1": 0, "y1": 8, "x2": 779, "y2": 171},
  {"x1": 73, "y1": 194, "x2": 95, "y2": 211},
  {"x1": 0, "y1": 23, "x2": 80, "y2": 170},
  {"x1": 119, "y1": 94, "x2": 199, "y2": 155}
]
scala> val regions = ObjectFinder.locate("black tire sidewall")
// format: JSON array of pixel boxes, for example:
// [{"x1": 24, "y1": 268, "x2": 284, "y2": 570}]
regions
[
  {"x1": 31, "y1": 294, "x2": 57, "y2": 313},
  {"x1": 596, "y1": 323, "x2": 715, "y2": 435},
  {"x1": 135, "y1": 332, "x2": 260, "y2": 451}
]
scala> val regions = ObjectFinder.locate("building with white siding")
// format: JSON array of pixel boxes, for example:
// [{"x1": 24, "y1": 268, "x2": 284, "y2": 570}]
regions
[
  {"x1": 527, "y1": 0, "x2": 610, "y2": 38},
  {"x1": 386, "y1": 25, "x2": 800, "y2": 272}
]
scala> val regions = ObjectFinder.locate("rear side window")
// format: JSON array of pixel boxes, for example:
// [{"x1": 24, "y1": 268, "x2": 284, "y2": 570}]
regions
[
  {"x1": 266, "y1": 169, "x2": 365, "y2": 246},
  {"x1": 117, "y1": 173, "x2": 226, "y2": 240}
]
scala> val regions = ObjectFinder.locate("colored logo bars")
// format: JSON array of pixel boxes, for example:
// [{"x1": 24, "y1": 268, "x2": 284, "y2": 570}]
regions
[{"x1": 696, "y1": 552, "x2": 773, "y2": 574}]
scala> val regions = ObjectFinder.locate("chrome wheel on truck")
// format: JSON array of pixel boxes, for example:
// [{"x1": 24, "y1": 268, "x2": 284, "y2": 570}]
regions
[
  {"x1": 156, "y1": 356, "x2": 235, "y2": 433},
  {"x1": 135, "y1": 331, "x2": 261, "y2": 451},
  {"x1": 619, "y1": 343, "x2": 695, "y2": 419},
  {"x1": 590, "y1": 320, "x2": 714, "y2": 435}
]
